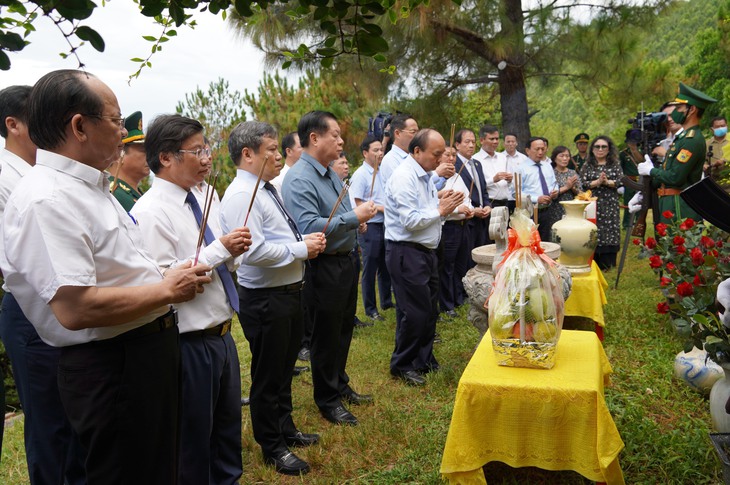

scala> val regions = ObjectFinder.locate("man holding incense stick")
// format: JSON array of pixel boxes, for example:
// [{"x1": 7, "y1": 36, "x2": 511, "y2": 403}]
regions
[
  {"x1": 221, "y1": 121, "x2": 325, "y2": 476},
  {"x1": 131, "y1": 114, "x2": 251, "y2": 484},
  {"x1": 1, "y1": 70, "x2": 212, "y2": 483},
  {"x1": 283, "y1": 111, "x2": 377, "y2": 426}
]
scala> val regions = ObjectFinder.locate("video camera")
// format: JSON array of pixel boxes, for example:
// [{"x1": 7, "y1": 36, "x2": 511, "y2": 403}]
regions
[
  {"x1": 628, "y1": 111, "x2": 668, "y2": 163},
  {"x1": 368, "y1": 111, "x2": 393, "y2": 142}
]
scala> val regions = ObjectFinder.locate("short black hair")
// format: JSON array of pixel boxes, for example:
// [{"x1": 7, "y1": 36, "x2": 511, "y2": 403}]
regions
[
  {"x1": 145, "y1": 114, "x2": 204, "y2": 174},
  {"x1": 409, "y1": 129, "x2": 436, "y2": 154},
  {"x1": 525, "y1": 137, "x2": 544, "y2": 150},
  {"x1": 281, "y1": 131, "x2": 298, "y2": 158},
  {"x1": 27, "y1": 70, "x2": 104, "y2": 150},
  {"x1": 711, "y1": 116, "x2": 727, "y2": 126},
  {"x1": 389, "y1": 114, "x2": 413, "y2": 137},
  {"x1": 360, "y1": 134, "x2": 380, "y2": 153},
  {"x1": 228, "y1": 121, "x2": 278, "y2": 167},
  {"x1": 298, "y1": 110, "x2": 337, "y2": 148},
  {"x1": 454, "y1": 129, "x2": 474, "y2": 144},
  {"x1": 504, "y1": 133, "x2": 518, "y2": 140},
  {"x1": 0, "y1": 85, "x2": 32, "y2": 139},
  {"x1": 478, "y1": 124, "x2": 498, "y2": 139}
]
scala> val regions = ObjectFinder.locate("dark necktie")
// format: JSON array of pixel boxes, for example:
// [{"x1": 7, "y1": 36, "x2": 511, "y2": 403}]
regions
[
  {"x1": 184, "y1": 191, "x2": 239, "y2": 312},
  {"x1": 264, "y1": 182, "x2": 302, "y2": 242},
  {"x1": 535, "y1": 162, "x2": 549, "y2": 196}
]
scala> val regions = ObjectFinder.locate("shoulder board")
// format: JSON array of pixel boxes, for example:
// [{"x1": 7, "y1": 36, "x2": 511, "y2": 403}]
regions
[{"x1": 687, "y1": 129, "x2": 695, "y2": 138}]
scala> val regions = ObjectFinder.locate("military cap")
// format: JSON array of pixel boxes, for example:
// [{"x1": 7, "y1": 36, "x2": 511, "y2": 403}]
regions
[
  {"x1": 673, "y1": 82, "x2": 717, "y2": 110},
  {"x1": 122, "y1": 111, "x2": 144, "y2": 144},
  {"x1": 573, "y1": 133, "x2": 589, "y2": 143},
  {"x1": 624, "y1": 129, "x2": 642, "y2": 144}
]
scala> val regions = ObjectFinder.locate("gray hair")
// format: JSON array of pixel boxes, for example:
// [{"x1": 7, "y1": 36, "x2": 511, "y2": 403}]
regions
[{"x1": 228, "y1": 121, "x2": 278, "y2": 166}]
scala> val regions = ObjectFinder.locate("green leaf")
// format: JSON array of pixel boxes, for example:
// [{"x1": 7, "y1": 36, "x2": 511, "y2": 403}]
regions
[
  {"x1": 8, "y1": 2, "x2": 28, "y2": 15},
  {"x1": 0, "y1": 50, "x2": 9, "y2": 70},
  {"x1": 355, "y1": 31, "x2": 388, "y2": 56},
  {"x1": 143, "y1": 35, "x2": 157, "y2": 42},
  {"x1": 387, "y1": 9, "x2": 397, "y2": 24},
  {"x1": 0, "y1": 32, "x2": 25, "y2": 52},
  {"x1": 324, "y1": 36, "x2": 336, "y2": 48},
  {"x1": 55, "y1": 0, "x2": 96, "y2": 21},
  {"x1": 313, "y1": 6, "x2": 328, "y2": 20},
  {"x1": 130, "y1": 57, "x2": 145, "y2": 62},
  {"x1": 234, "y1": 0, "x2": 254, "y2": 17},
  {"x1": 75, "y1": 25, "x2": 105, "y2": 52},
  {"x1": 373, "y1": 53, "x2": 386, "y2": 62},
  {"x1": 282, "y1": 60, "x2": 292, "y2": 69},
  {"x1": 320, "y1": 56, "x2": 334, "y2": 68}
]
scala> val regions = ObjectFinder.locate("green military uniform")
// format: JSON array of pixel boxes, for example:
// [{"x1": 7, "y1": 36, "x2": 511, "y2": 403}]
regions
[
  {"x1": 570, "y1": 133, "x2": 590, "y2": 172},
  {"x1": 648, "y1": 83, "x2": 717, "y2": 224},
  {"x1": 110, "y1": 177, "x2": 143, "y2": 212}
]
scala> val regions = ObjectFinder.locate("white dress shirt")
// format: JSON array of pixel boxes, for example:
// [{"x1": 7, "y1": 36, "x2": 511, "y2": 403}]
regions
[
  {"x1": 220, "y1": 169, "x2": 308, "y2": 289},
  {"x1": 379, "y1": 144, "x2": 409, "y2": 185},
  {"x1": 444, "y1": 174, "x2": 473, "y2": 221},
  {"x1": 0, "y1": 150, "x2": 168, "y2": 346},
  {"x1": 349, "y1": 161, "x2": 385, "y2": 223},
  {"x1": 191, "y1": 180, "x2": 221, "y2": 217},
  {"x1": 131, "y1": 177, "x2": 235, "y2": 333},
  {"x1": 500, "y1": 149, "x2": 528, "y2": 168},
  {"x1": 0, "y1": 149, "x2": 33, "y2": 292},
  {"x1": 456, "y1": 153, "x2": 485, "y2": 207},
  {"x1": 384, "y1": 155, "x2": 443, "y2": 249},
  {"x1": 474, "y1": 148, "x2": 516, "y2": 201}
]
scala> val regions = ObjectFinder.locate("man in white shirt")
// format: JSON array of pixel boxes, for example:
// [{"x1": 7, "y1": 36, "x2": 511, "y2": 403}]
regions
[
  {"x1": 1, "y1": 70, "x2": 213, "y2": 484},
  {"x1": 270, "y1": 131, "x2": 302, "y2": 193},
  {"x1": 0, "y1": 84, "x2": 87, "y2": 484},
  {"x1": 500, "y1": 133, "x2": 528, "y2": 168},
  {"x1": 474, "y1": 124, "x2": 516, "y2": 212},
  {"x1": 378, "y1": 114, "x2": 418, "y2": 185},
  {"x1": 221, "y1": 121, "x2": 325, "y2": 476},
  {"x1": 131, "y1": 114, "x2": 251, "y2": 484},
  {"x1": 514, "y1": 137, "x2": 559, "y2": 242}
]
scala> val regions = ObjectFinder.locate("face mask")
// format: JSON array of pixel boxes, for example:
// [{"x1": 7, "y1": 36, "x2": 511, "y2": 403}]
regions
[
  {"x1": 714, "y1": 127, "x2": 728, "y2": 137},
  {"x1": 670, "y1": 106, "x2": 689, "y2": 125}
]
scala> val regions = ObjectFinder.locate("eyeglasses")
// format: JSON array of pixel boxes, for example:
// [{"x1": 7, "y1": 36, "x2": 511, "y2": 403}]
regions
[
  {"x1": 83, "y1": 114, "x2": 126, "y2": 128},
  {"x1": 593, "y1": 145, "x2": 609, "y2": 149},
  {"x1": 178, "y1": 147, "x2": 212, "y2": 159},
  {"x1": 400, "y1": 128, "x2": 418, "y2": 135}
]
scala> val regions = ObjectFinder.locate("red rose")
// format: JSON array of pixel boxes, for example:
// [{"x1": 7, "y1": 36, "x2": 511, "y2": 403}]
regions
[
  {"x1": 684, "y1": 218, "x2": 696, "y2": 228},
  {"x1": 666, "y1": 262, "x2": 676, "y2": 271},
  {"x1": 676, "y1": 245, "x2": 686, "y2": 254},
  {"x1": 663, "y1": 210, "x2": 674, "y2": 219},
  {"x1": 657, "y1": 302, "x2": 670, "y2": 314},
  {"x1": 649, "y1": 255, "x2": 663, "y2": 268},
  {"x1": 633, "y1": 238, "x2": 641, "y2": 246},
  {"x1": 656, "y1": 223, "x2": 667, "y2": 237},
  {"x1": 645, "y1": 237, "x2": 657, "y2": 249},
  {"x1": 690, "y1": 247, "x2": 705, "y2": 266},
  {"x1": 711, "y1": 249, "x2": 719, "y2": 257},
  {"x1": 718, "y1": 240, "x2": 724, "y2": 248},
  {"x1": 673, "y1": 236, "x2": 685, "y2": 245},
  {"x1": 676, "y1": 281, "x2": 694, "y2": 297},
  {"x1": 660, "y1": 277, "x2": 671, "y2": 286},
  {"x1": 701, "y1": 236, "x2": 715, "y2": 249},
  {"x1": 693, "y1": 274, "x2": 702, "y2": 286}
]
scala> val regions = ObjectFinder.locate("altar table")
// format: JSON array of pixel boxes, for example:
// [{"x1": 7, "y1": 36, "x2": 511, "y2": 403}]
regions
[
  {"x1": 562, "y1": 261, "x2": 608, "y2": 339},
  {"x1": 440, "y1": 330, "x2": 624, "y2": 485}
]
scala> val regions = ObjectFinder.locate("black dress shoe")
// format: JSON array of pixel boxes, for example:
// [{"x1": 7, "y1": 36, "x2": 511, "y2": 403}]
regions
[
  {"x1": 381, "y1": 302, "x2": 395, "y2": 310},
  {"x1": 392, "y1": 369, "x2": 426, "y2": 386},
  {"x1": 293, "y1": 365, "x2": 310, "y2": 376},
  {"x1": 263, "y1": 450, "x2": 310, "y2": 476},
  {"x1": 444, "y1": 309, "x2": 458, "y2": 318},
  {"x1": 434, "y1": 332, "x2": 442, "y2": 344},
  {"x1": 285, "y1": 430, "x2": 321, "y2": 447},
  {"x1": 241, "y1": 396, "x2": 250, "y2": 406},
  {"x1": 320, "y1": 405, "x2": 358, "y2": 426},
  {"x1": 354, "y1": 316, "x2": 374, "y2": 328},
  {"x1": 366, "y1": 312, "x2": 385, "y2": 322},
  {"x1": 342, "y1": 390, "x2": 374, "y2": 406},
  {"x1": 297, "y1": 347, "x2": 310, "y2": 361}
]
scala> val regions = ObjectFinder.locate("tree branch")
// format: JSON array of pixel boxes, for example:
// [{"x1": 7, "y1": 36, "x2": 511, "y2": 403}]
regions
[{"x1": 429, "y1": 19, "x2": 497, "y2": 65}]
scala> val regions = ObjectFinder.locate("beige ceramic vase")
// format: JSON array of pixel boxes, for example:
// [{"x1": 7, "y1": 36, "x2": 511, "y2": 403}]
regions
[{"x1": 550, "y1": 200, "x2": 597, "y2": 274}]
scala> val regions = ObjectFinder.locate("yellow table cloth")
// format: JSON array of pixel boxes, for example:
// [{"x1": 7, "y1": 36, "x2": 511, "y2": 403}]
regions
[
  {"x1": 563, "y1": 261, "x2": 608, "y2": 327},
  {"x1": 440, "y1": 330, "x2": 624, "y2": 485}
]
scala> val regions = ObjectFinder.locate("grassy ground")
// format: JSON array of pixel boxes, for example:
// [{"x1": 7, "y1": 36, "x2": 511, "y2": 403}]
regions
[{"x1": 0, "y1": 238, "x2": 725, "y2": 483}]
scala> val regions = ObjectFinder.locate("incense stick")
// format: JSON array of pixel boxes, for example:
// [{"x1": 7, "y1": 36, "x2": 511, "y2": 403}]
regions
[
  {"x1": 368, "y1": 156, "x2": 380, "y2": 200},
  {"x1": 446, "y1": 158, "x2": 467, "y2": 191},
  {"x1": 243, "y1": 155, "x2": 268, "y2": 226},
  {"x1": 193, "y1": 171, "x2": 219, "y2": 266},
  {"x1": 109, "y1": 153, "x2": 125, "y2": 193},
  {"x1": 449, "y1": 123, "x2": 455, "y2": 149},
  {"x1": 323, "y1": 182, "x2": 350, "y2": 234}
]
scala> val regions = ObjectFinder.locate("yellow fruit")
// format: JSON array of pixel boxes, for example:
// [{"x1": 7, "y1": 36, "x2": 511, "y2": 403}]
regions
[{"x1": 533, "y1": 322, "x2": 557, "y2": 342}]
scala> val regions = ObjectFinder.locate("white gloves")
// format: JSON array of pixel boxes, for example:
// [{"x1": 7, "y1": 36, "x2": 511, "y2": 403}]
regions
[
  {"x1": 718, "y1": 278, "x2": 730, "y2": 328},
  {"x1": 617, "y1": 187, "x2": 625, "y2": 195},
  {"x1": 628, "y1": 192, "x2": 643, "y2": 214},
  {"x1": 637, "y1": 154, "x2": 654, "y2": 176}
]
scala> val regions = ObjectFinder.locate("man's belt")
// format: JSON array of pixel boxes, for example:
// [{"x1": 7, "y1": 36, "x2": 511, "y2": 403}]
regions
[
  {"x1": 319, "y1": 249, "x2": 353, "y2": 257},
  {"x1": 119, "y1": 310, "x2": 177, "y2": 341},
  {"x1": 658, "y1": 187, "x2": 682, "y2": 197},
  {"x1": 388, "y1": 240, "x2": 434, "y2": 253},
  {"x1": 188, "y1": 319, "x2": 232, "y2": 337},
  {"x1": 242, "y1": 281, "x2": 304, "y2": 292},
  {"x1": 444, "y1": 220, "x2": 466, "y2": 226}
]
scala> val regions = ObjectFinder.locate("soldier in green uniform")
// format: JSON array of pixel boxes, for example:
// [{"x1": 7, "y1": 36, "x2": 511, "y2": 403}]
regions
[
  {"x1": 635, "y1": 83, "x2": 717, "y2": 224},
  {"x1": 570, "y1": 132, "x2": 589, "y2": 172},
  {"x1": 618, "y1": 129, "x2": 642, "y2": 228},
  {"x1": 109, "y1": 111, "x2": 149, "y2": 211}
]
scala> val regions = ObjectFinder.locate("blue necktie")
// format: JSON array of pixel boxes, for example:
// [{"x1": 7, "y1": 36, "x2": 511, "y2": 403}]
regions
[
  {"x1": 185, "y1": 191, "x2": 239, "y2": 312},
  {"x1": 264, "y1": 182, "x2": 302, "y2": 242},
  {"x1": 535, "y1": 162, "x2": 549, "y2": 196}
]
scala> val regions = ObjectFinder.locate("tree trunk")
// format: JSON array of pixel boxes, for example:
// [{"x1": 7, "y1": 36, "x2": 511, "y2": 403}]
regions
[{"x1": 498, "y1": 65, "x2": 531, "y2": 149}]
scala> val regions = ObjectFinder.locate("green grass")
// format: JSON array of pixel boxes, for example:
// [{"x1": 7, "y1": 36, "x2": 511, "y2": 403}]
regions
[{"x1": 0, "y1": 234, "x2": 725, "y2": 483}]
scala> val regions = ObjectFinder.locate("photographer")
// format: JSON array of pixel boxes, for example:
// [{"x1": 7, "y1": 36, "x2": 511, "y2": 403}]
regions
[{"x1": 633, "y1": 83, "x2": 717, "y2": 224}]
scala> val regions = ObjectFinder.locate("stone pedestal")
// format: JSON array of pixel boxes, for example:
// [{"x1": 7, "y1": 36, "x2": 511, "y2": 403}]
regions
[{"x1": 463, "y1": 242, "x2": 571, "y2": 335}]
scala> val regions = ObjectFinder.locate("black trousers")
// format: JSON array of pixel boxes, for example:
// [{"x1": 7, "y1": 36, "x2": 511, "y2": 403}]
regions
[
  {"x1": 358, "y1": 222, "x2": 393, "y2": 315},
  {"x1": 537, "y1": 208, "x2": 552, "y2": 243},
  {"x1": 238, "y1": 285, "x2": 303, "y2": 455},
  {"x1": 0, "y1": 292, "x2": 86, "y2": 484},
  {"x1": 307, "y1": 252, "x2": 359, "y2": 411},
  {"x1": 466, "y1": 218, "x2": 489, "y2": 268},
  {"x1": 439, "y1": 221, "x2": 469, "y2": 312},
  {"x1": 386, "y1": 242, "x2": 439, "y2": 373},
  {"x1": 58, "y1": 323, "x2": 180, "y2": 485}
]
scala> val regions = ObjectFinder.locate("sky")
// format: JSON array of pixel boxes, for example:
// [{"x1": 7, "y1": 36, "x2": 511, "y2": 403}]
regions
[{"x1": 0, "y1": 1, "x2": 271, "y2": 122}]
